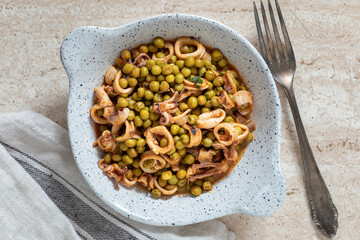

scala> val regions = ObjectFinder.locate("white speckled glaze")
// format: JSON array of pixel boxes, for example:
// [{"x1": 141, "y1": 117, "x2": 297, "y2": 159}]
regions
[{"x1": 60, "y1": 14, "x2": 285, "y2": 226}]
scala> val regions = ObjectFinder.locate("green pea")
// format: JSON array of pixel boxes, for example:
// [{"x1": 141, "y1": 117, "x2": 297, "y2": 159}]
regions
[
  {"x1": 179, "y1": 102, "x2": 189, "y2": 112},
  {"x1": 143, "y1": 119, "x2": 152, "y2": 128},
  {"x1": 210, "y1": 64, "x2": 217, "y2": 71},
  {"x1": 131, "y1": 67, "x2": 141, "y2": 78},
  {"x1": 134, "y1": 102, "x2": 145, "y2": 112},
  {"x1": 201, "y1": 108, "x2": 211, "y2": 114},
  {"x1": 128, "y1": 99, "x2": 136, "y2": 109},
  {"x1": 224, "y1": 116, "x2": 235, "y2": 123},
  {"x1": 119, "y1": 78, "x2": 128, "y2": 88},
  {"x1": 132, "y1": 160, "x2": 140, "y2": 168},
  {"x1": 122, "y1": 64, "x2": 134, "y2": 75},
  {"x1": 104, "y1": 153, "x2": 112, "y2": 164},
  {"x1": 133, "y1": 168, "x2": 142, "y2": 177},
  {"x1": 198, "y1": 67, "x2": 207, "y2": 77},
  {"x1": 160, "y1": 81, "x2": 170, "y2": 92},
  {"x1": 170, "y1": 124, "x2": 180, "y2": 135},
  {"x1": 144, "y1": 90, "x2": 154, "y2": 100},
  {"x1": 151, "y1": 65, "x2": 162, "y2": 75},
  {"x1": 96, "y1": 109, "x2": 104, "y2": 117},
  {"x1": 181, "y1": 134, "x2": 190, "y2": 145},
  {"x1": 118, "y1": 142, "x2": 128, "y2": 151},
  {"x1": 146, "y1": 74, "x2": 156, "y2": 82},
  {"x1": 208, "y1": 82, "x2": 213, "y2": 90},
  {"x1": 160, "y1": 64, "x2": 172, "y2": 75},
  {"x1": 170, "y1": 55, "x2": 177, "y2": 64},
  {"x1": 149, "y1": 112, "x2": 159, "y2": 121},
  {"x1": 159, "y1": 137, "x2": 168, "y2": 148},
  {"x1": 187, "y1": 97, "x2": 198, "y2": 109},
  {"x1": 204, "y1": 100, "x2": 213, "y2": 108},
  {"x1": 181, "y1": 67, "x2": 191, "y2": 77},
  {"x1": 117, "y1": 161, "x2": 127, "y2": 168},
  {"x1": 177, "y1": 148, "x2": 187, "y2": 156},
  {"x1": 176, "y1": 169, "x2": 186, "y2": 179},
  {"x1": 167, "y1": 147, "x2": 177, "y2": 156},
  {"x1": 218, "y1": 58, "x2": 227, "y2": 68},
  {"x1": 197, "y1": 95, "x2": 206, "y2": 105},
  {"x1": 139, "y1": 109, "x2": 149, "y2": 120},
  {"x1": 205, "y1": 132, "x2": 215, "y2": 141},
  {"x1": 171, "y1": 152, "x2": 182, "y2": 162},
  {"x1": 210, "y1": 96, "x2": 221, "y2": 107},
  {"x1": 138, "y1": 67, "x2": 148, "y2": 78},
  {"x1": 135, "y1": 88, "x2": 144, "y2": 98},
  {"x1": 192, "y1": 107, "x2": 201, "y2": 116},
  {"x1": 187, "y1": 115, "x2": 198, "y2": 125},
  {"x1": 204, "y1": 90, "x2": 215, "y2": 100},
  {"x1": 99, "y1": 125, "x2": 109, "y2": 133},
  {"x1": 213, "y1": 76, "x2": 224, "y2": 87},
  {"x1": 177, "y1": 127, "x2": 185, "y2": 135},
  {"x1": 149, "y1": 81, "x2": 160, "y2": 92},
  {"x1": 161, "y1": 171, "x2": 172, "y2": 181},
  {"x1": 127, "y1": 148, "x2": 138, "y2": 158},
  {"x1": 176, "y1": 60, "x2": 185, "y2": 69},
  {"x1": 134, "y1": 116, "x2": 143, "y2": 127},
  {"x1": 184, "y1": 154, "x2": 195, "y2": 165},
  {"x1": 128, "y1": 77, "x2": 138, "y2": 87},
  {"x1": 137, "y1": 146, "x2": 146, "y2": 153},
  {"x1": 148, "y1": 44, "x2": 158, "y2": 53},
  {"x1": 175, "y1": 141, "x2": 185, "y2": 150},
  {"x1": 168, "y1": 175, "x2": 178, "y2": 185},
  {"x1": 185, "y1": 57, "x2": 195, "y2": 67},
  {"x1": 175, "y1": 73, "x2": 184, "y2": 83},
  {"x1": 171, "y1": 65, "x2": 180, "y2": 74},
  {"x1": 138, "y1": 44, "x2": 148, "y2": 53},
  {"x1": 158, "y1": 177, "x2": 167, "y2": 187},
  {"x1": 153, "y1": 93, "x2": 162, "y2": 102},
  {"x1": 163, "y1": 95, "x2": 171, "y2": 101},
  {"x1": 202, "y1": 137, "x2": 213, "y2": 148},
  {"x1": 132, "y1": 92, "x2": 142, "y2": 101},
  {"x1": 125, "y1": 139, "x2": 137, "y2": 148},
  {"x1": 156, "y1": 60, "x2": 165, "y2": 67},
  {"x1": 204, "y1": 60, "x2": 212, "y2": 69},
  {"x1": 116, "y1": 98, "x2": 127, "y2": 109},
  {"x1": 191, "y1": 185, "x2": 202, "y2": 196},
  {"x1": 174, "y1": 83, "x2": 184, "y2": 92},
  {"x1": 205, "y1": 70, "x2": 215, "y2": 81},
  {"x1": 194, "y1": 59, "x2": 204, "y2": 68},
  {"x1": 151, "y1": 188, "x2": 161, "y2": 198},
  {"x1": 212, "y1": 49, "x2": 223, "y2": 61},
  {"x1": 194, "y1": 179, "x2": 203, "y2": 186},
  {"x1": 131, "y1": 50, "x2": 140, "y2": 60},
  {"x1": 122, "y1": 154, "x2": 133, "y2": 164},
  {"x1": 155, "y1": 52, "x2": 165, "y2": 58},
  {"x1": 146, "y1": 59, "x2": 155, "y2": 70},
  {"x1": 191, "y1": 67, "x2": 198, "y2": 75},
  {"x1": 164, "y1": 74, "x2": 174, "y2": 83},
  {"x1": 153, "y1": 37, "x2": 165, "y2": 48},
  {"x1": 157, "y1": 74, "x2": 165, "y2": 82},
  {"x1": 180, "y1": 45, "x2": 189, "y2": 53},
  {"x1": 121, "y1": 50, "x2": 131, "y2": 60},
  {"x1": 246, "y1": 132, "x2": 253, "y2": 142}
]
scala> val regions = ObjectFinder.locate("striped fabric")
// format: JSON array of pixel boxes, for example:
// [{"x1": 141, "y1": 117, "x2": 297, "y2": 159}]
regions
[{"x1": 0, "y1": 111, "x2": 234, "y2": 240}]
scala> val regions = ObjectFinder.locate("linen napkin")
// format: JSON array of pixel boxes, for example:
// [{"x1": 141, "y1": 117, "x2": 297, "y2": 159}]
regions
[{"x1": 0, "y1": 111, "x2": 235, "y2": 240}]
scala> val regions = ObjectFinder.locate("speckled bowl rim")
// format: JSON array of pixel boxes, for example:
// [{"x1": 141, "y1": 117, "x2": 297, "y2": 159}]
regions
[{"x1": 61, "y1": 13, "x2": 286, "y2": 226}]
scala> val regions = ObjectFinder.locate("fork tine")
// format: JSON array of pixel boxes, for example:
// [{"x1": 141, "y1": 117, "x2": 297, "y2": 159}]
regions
[
  {"x1": 268, "y1": 0, "x2": 285, "y2": 60},
  {"x1": 253, "y1": 2, "x2": 269, "y2": 63},
  {"x1": 260, "y1": 0, "x2": 275, "y2": 61},
  {"x1": 275, "y1": 0, "x2": 294, "y2": 59}
]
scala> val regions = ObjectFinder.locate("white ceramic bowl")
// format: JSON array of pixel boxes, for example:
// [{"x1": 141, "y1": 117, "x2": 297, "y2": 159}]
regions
[{"x1": 61, "y1": 14, "x2": 286, "y2": 226}]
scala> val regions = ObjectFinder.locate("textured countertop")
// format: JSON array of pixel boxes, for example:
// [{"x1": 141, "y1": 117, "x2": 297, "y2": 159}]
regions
[{"x1": 1, "y1": 0, "x2": 359, "y2": 239}]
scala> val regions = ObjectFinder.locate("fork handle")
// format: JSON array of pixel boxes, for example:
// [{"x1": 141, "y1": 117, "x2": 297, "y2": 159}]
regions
[{"x1": 284, "y1": 86, "x2": 338, "y2": 238}]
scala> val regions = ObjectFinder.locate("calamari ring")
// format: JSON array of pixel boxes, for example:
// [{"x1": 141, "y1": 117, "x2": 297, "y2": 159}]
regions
[
  {"x1": 114, "y1": 120, "x2": 136, "y2": 142},
  {"x1": 90, "y1": 104, "x2": 108, "y2": 124},
  {"x1": 214, "y1": 123, "x2": 238, "y2": 146},
  {"x1": 182, "y1": 124, "x2": 202, "y2": 148},
  {"x1": 138, "y1": 173, "x2": 155, "y2": 190},
  {"x1": 94, "y1": 86, "x2": 113, "y2": 107},
  {"x1": 139, "y1": 151, "x2": 167, "y2": 173},
  {"x1": 108, "y1": 108, "x2": 130, "y2": 126},
  {"x1": 113, "y1": 71, "x2": 136, "y2": 95},
  {"x1": 152, "y1": 42, "x2": 174, "y2": 62},
  {"x1": 218, "y1": 90, "x2": 235, "y2": 109},
  {"x1": 94, "y1": 130, "x2": 116, "y2": 152},
  {"x1": 183, "y1": 79, "x2": 209, "y2": 91},
  {"x1": 170, "y1": 109, "x2": 191, "y2": 125},
  {"x1": 104, "y1": 66, "x2": 118, "y2": 85},
  {"x1": 233, "y1": 90, "x2": 254, "y2": 116},
  {"x1": 230, "y1": 122, "x2": 249, "y2": 144},
  {"x1": 144, "y1": 126, "x2": 174, "y2": 154},
  {"x1": 119, "y1": 172, "x2": 138, "y2": 187},
  {"x1": 200, "y1": 51, "x2": 212, "y2": 61},
  {"x1": 160, "y1": 154, "x2": 180, "y2": 172},
  {"x1": 197, "y1": 109, "x2": 226, "y2": 129},
  {"x1": 154, "y1": 179, "x2": 178, "y2": 195},
  {"x1": 134, "y1": 53, "x2": 150, "y2": 67},
  {"x1": 174, "y1": 37, "x2": 206, "y2": 60},
  {"x1": 224, "y1": 71, "x2": 237, "y2": 94}
]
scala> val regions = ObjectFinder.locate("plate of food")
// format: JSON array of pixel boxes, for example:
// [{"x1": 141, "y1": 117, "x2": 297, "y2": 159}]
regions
[{"x1": 61, "y1": 14, "x2": 285, "y2": 226}]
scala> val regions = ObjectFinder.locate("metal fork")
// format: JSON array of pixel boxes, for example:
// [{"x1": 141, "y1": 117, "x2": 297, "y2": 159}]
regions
[{"x1": 253, "y1": 0, "x2": 338, "y2": 238}]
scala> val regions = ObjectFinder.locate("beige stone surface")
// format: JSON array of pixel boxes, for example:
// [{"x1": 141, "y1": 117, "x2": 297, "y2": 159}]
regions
[{"x1": 1, "y1": 0, "x2": 359, "y2": 239}]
